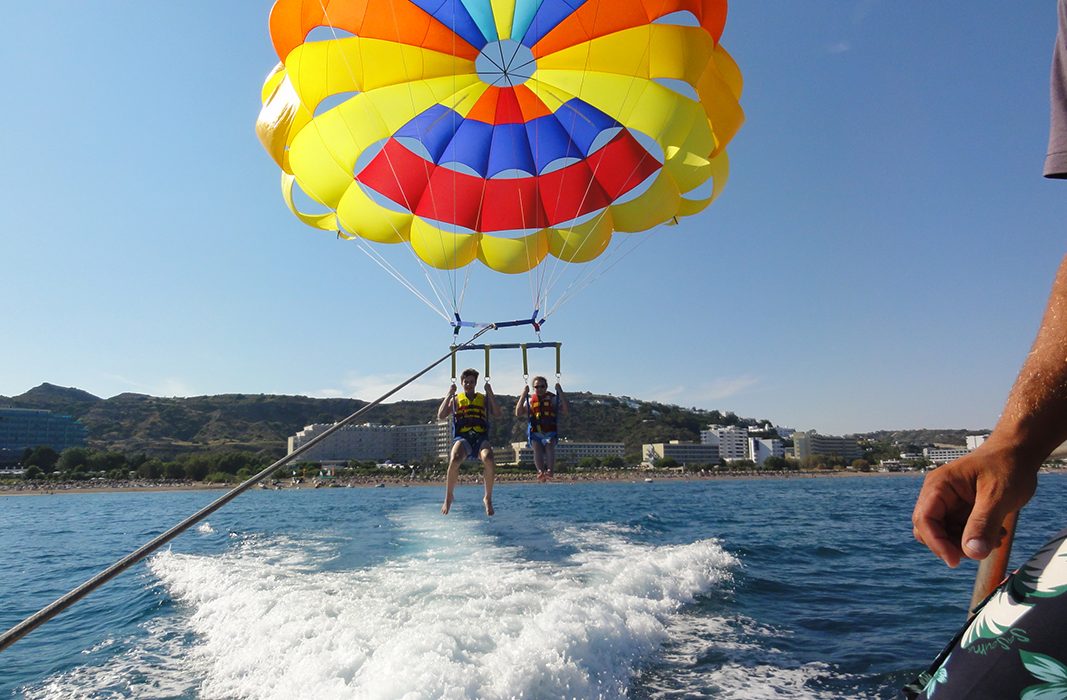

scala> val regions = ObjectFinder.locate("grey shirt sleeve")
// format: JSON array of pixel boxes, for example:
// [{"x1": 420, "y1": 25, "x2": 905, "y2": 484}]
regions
[{"x1": 1045, "y1": 0, "x2": 1067, "y2": 178}]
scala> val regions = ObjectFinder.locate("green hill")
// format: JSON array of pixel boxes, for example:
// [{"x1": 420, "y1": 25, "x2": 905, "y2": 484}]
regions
[{"x1": 0, "y1": 383, "x2": 989, "y2": 460}]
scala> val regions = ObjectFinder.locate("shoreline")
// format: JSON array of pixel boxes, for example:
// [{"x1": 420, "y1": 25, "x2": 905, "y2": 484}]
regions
[{"x1": 0, "y1": 469, "x2": 929, "y2": 496}]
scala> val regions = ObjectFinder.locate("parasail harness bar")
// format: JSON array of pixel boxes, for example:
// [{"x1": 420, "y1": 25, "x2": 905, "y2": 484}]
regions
[
  {"x1": 450, "y1": 342, "x2": 561, "y2": 384},
  {"x1": 0, "y1": 325, "x2": 503, "y2": 654},
  {"x1": 452, "y1": 310, "x2": 544, "y2": 336}
]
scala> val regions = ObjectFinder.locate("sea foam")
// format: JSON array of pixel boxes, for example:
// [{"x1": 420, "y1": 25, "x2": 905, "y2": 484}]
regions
[{"x1": 133, "y1": 510, "x2": 738, "y2": 699}]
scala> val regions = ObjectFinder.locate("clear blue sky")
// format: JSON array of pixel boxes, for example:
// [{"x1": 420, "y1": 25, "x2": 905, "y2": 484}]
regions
[{"x1": 2, "y1": 2, "x2": 1064, "y2": 435}]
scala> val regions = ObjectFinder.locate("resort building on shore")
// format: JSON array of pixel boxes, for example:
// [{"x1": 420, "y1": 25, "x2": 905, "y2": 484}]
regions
[
  {"x1": 643, "y1": 441, "x2": 720, "y2": 467},
  {"x1": 923, "y1": 446, "x2": 973, "y2": 464},
  {"x1": 700, "y1": 425, "x2": 749, "y2": 461},
  {"x1": 0, "y1": 407, "x2": 88, "y2": 464},
  {"x1": 288, "y1": 421, "x2": 451, "y2": 463},
  {"x1": 509, "y1": 440, "x2": 625, "y2": 466},
  {"x1": 791, "y1": 431, "x2": 863, "y2": 461},
  {"x1": 749, "y1": 437, "x2": 786, "y2": 465}
]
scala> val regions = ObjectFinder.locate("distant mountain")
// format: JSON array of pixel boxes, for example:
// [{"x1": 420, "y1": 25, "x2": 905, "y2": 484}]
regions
[
  {"x1": 1, "y1": 383, "x2": 988, "y2": 460},
  {"x1": 1, "y1": 383, "x2": 764, "y2": 459},
  {"x1": 5, "y1": 383, "x2": 102, "y2": 411},
  {"x1": 854, "y1": 429, "x2": 990, "y2": 449}
]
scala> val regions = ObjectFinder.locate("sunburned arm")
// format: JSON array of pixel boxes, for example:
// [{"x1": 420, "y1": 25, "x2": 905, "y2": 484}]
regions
[
  {"x1": 986, "y1": 255, "x2": 1067, "y2": 467},
  {"x1": 913, "y1": 255, "x2": 1067, "y2": 566}
]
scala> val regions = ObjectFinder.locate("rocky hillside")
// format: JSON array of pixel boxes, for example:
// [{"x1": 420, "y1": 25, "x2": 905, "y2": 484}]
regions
[{"x1": 1, "y1": 383, "x2": 987, "y2": 459}]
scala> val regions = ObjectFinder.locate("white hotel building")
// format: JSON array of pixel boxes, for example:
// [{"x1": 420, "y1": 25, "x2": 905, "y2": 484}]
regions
[
  {"x1": 510, "y1": 440, "x2": 625, "y2": 466},
  {"x1": 923, "y1": 446, "x2": 973, "y2": 464},
  {"x1": 288, "y1": 421, "x2": 451, "y2": 463},
  {"x1": 748, "y1": 437, "x2": 786, "y2": 465},
  {"x1": 643, "y1": 441, "x2": 720, "y2": 466},
  {"x1": 700, "y1": 425, "x2": 749, "y2": 461},
  {"x1": 791, "y1": 431, "x2": 863, "y2": 461}
]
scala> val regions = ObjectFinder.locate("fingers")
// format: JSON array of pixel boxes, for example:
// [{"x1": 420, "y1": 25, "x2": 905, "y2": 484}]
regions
[
  {"x1": 913, "y1": 508, "x2": 964, "y2": 568},
  {"x1": 961, "y1": 496, "x2": 1010, "y2": 560},
  {"x1": 912, "y1": 476, "x2": 967, "y2": 568}
]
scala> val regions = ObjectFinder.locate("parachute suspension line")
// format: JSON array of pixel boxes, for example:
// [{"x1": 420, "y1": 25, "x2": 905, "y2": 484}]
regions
[
  {"x1": 535, "y1": 0, "x2": 608, "y2": 302},
  {"x1": 0, "y1": 324, "x2": 497, "y2": 655},
  {"x1": 515, "y1": 180, "x2": 545, "y2": 325},
  {"x1": 544, "y1": 227, "x2": 656, "y2": 319},
  {"x1": 454, "y1": 263, "x2": 473, "y2": 322},
  {"x1": 333, "y1": 0, "x2": 471, "y2": 327},
  {"x1": 526, "y1": 23, "x2": 550, "y2": 322},
  {"x1": 351, "y1": 238, "x2": 452, "y2": 323},
  {"x1": 542, "y1": 13, "x2": 671, "y2": 321},
  {"x1": 450, "y1": 0, "x2": 462, "y2": 317},
  {"x1": 310, "y1": 2, "x2": 462, "y2": 325}
]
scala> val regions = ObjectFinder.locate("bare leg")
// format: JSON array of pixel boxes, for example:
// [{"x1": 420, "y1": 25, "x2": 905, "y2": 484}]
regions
[
  {"x1": 442, "y1": 441, "x2": 468, "y2": 514},
  {"x1": 481, "y1": 447, "x2": 495, "y2": 516},
  {"x1": 532, "y1": 441, "x2": 547, "y2": 481},
  {"x1": 545, "y1": 441, "x2": 556, "y2": 478}
]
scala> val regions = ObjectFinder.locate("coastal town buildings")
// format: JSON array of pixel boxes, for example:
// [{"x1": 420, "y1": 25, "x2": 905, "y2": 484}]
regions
[
  {"x1": 288, "y1": 420, "x2": 628, "y2": 467},
  {"x1": 0, "y1": 407, "x2": 88, "y2": 464}
]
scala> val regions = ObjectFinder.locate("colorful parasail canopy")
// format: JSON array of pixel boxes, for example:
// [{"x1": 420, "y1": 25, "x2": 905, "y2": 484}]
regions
[{"x1": 257, "y1": 0, "x2": 743, "y2": 275}]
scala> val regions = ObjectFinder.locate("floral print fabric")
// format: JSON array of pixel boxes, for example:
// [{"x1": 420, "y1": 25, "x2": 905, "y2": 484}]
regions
[{"x1": 906, "y1": 529, "x2": 1067, "y2": 699}]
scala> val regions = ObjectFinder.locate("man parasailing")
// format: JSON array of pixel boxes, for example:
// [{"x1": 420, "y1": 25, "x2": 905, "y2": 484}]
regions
[{"x1": 439, "y1": 368, "x2": 501, "y2": 516}]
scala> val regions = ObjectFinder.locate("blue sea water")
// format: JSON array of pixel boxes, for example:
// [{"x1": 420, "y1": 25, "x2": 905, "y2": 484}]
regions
[{"x1": 2, "y1": 474, "x2": 1066, "y2": 699}]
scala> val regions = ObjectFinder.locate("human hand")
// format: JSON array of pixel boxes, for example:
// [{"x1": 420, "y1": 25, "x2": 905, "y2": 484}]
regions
[
  {"x1": 911, "y1": 446, "x2": 1038, "y2": 567},
  {"x1": 555, "y1": 382, "x2": 561, "y2": 391},
  {"x1": 521, "y1": 385, "x2": 529, "y2": 397},
  {"x1": 447, "y1": 384, "x2": 456, "y2": 397}
]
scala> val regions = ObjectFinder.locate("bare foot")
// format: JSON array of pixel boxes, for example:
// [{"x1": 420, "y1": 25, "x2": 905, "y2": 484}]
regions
[
  {"x1": 483, "y1": 497, "x2": 494, "y2": 516},
  {"x1": 537, "y1": 470, "x2": 546, "y2": 482},
  {"x1": 441, "y1": 493, "x2": 453, "y2": 515}
]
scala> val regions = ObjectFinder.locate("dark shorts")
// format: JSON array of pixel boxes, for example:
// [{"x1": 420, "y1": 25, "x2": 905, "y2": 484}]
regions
[
  {"x1": 528, "y1": 431, "x2": 557, "y2": 446},
  {"x1": 453, "y1": 432, "x2": 488, "y2": 457},
  {"x1": 905, "y1": 527, "x2": 1067, "y2": 699}
]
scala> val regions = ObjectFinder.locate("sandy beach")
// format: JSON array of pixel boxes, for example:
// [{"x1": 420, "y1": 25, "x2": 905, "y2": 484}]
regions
[{"x1": 0, "y1": 469, "x2": 926, "y2": 496}]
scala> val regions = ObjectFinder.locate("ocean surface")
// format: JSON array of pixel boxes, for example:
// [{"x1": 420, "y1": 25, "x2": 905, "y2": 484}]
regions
[{"x1": 3, "y1": 473, "x2": 1067, "y2": 699}]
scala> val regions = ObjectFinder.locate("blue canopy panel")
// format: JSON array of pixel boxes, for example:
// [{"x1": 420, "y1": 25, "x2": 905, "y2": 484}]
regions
[
  {"x1": 392, "y1": 97, "x2": 619, "y2": 177},
  {"x1": 509, "y1": 0, "x2": 548, "y2": 42},
  {"x1": 521, "y1": 0, "x2": 588, "y2": 47},
  {"x1": 458, "y1": 0, "x2": 500, "y2": 42},
  {"x1": 409, "y1": 0, "x2": 488, "y2": 49},
  {"x1": 487, "y1": 123, "x2": 537, "y2": 176}
]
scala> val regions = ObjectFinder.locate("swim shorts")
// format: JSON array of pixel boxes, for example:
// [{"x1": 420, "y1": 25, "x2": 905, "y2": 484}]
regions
[
  {"x1": 453, "y1": 432, "x2": 488, "y2": 457},
  {"x1": 905, "y1": 527, "x2": 1067, "y2": 699},
  {"x1": 528, "y1": 431, "x2": 558, "y2": 446}
]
